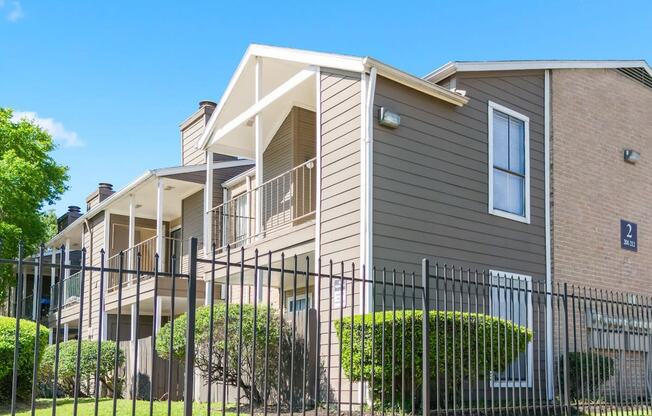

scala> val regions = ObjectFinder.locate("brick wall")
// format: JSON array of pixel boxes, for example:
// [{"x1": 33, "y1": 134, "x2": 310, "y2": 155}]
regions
[{"x1": 551, "y1": 68, "x2": 652, "y2": 294}]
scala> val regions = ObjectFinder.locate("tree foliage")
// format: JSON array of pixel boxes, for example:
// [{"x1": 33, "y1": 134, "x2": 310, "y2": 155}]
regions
[{"x1": 0, "y1": 108, "x2": 69, "y2": 298}]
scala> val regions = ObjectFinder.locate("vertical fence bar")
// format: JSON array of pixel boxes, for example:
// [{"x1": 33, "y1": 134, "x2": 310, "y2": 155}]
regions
[
  {"x1": 222, "y1": 247, "x2": 231, "y2": 416},
  {"x1": 349, "y1": 264, "x2": 355, "y2": 416},
  {"x1": 290, "y1": 256, "x2": 298, "y2": 415},
  {"x1": 562, "y1": 283, "x2": 570, "y2": 416},
  {"x1": 10, "y1": 242, "x2": 24, "y2": 416},
  {"x1": 252, "y1": 251, "x2": 260, "y2": 416},
  {"x1": 149, "y1": 253, "x2": 160, "y2": 416},
  {"x1": 113, "y1": 252, "x2": 125, "y2": 416},
  {"x1": 411, "y1": 271, "x2": 416, "y2": 416},
  {"x1": 314, "y1": 257, "x2": 321, "y2": 414},
  {"x1": 302, "y1": 256, "x2": 310, "y2": 416},
  {"x1": 52, "y1": 244, "x2": 66, "y2": 416},
  {"x1": 264, "y1": 251, "x2": 273, "y2": 416},
  {"x1": 401, "y1": 270, "x2": 406, "y2": 416},
  {"x1": 183, "y1": 237, "x2": 198, "y2": 416},
  {"x1": 72, "y1": 248, "x2": 87, "y2": 416},
  {"x1": 372, "y1": 268, "x2": 377, "y2": 416},
  {"x1": 207, "y1": 244, "x2": 217, "y2": 415},
  {"x1": 422, "y1": 259, "x2": 430, "y2": 416},
  {"x1": 30, "y1": 245, "x2": 45, "y2": 416},
  {"x1": 167, "y1": 253, "x2": 177, "y2": 416},
  {"x1": 325, "y1": 260, "x2": 333, "y2": 416},
  {"x1": 338, "y1": 262, "x2": 344, "y2": 416},
  {"x1": 391, "y1": 269, "x2": 396, "y2": 416},
  {"x1": 237, "y1": 248, "x2": 246, "y2": 413},
  {"x1": 131, "y1": 252, "x2": 142, "y2": 416},
  {"x1": 276, "y1": 254, "x2": 284, "y2": 416},
  {"x1": 381, "y1": 268, "x2": 386, "y2": 416},
  {"x1": 94, "y1": 249, "x2": 106, "y2": 416}
]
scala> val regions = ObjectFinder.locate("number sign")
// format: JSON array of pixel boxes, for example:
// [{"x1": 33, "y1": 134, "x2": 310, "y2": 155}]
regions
[{"x1": 621, "y1": 219, "x2": 638, "y2": 252}]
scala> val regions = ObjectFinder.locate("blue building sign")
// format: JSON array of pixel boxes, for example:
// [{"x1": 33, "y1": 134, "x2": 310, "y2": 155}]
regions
[{"x1": 621, "y1": 219, "x2": 638, "y2": 252}]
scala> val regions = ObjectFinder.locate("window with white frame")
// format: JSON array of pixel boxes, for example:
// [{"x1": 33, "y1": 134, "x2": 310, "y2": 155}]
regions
[
  {"x1": 490, "y1": 270, "x2": 533, "y2": 387},
  {"x1": 286, "y1": 293, "x2": 312, "y2": 312},
  {"x1": 488, "y1": 101, "x2": 530, "y2": 223}
]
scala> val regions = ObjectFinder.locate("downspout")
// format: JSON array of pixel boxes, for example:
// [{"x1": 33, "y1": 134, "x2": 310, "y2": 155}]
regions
[
  {"x1": 364, "y1": 66, "x2": 377, "y2": 287},
  {"x1": 544, "y1": 69, "x2": 554, "y2": 400}
]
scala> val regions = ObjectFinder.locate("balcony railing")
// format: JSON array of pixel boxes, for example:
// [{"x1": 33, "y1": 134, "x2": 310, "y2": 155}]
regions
[
  {"x1": 210, "y1": 157, "x2": 316, "y2": 251},
  {"x1": 107, "y1": 236, "x2": 182, "y2": 291},
  {"x1": 49, "y1": 270, "x2": 82, "y2": 312}
]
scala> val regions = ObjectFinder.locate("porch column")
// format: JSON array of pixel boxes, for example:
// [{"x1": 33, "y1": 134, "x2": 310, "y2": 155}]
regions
[
  {"x1": 128, "y1": 194, "x2": 136, "y2": 281},
  {"x1": 154, "y1": 296, "x2": 162, "y2": 334},
  {"x1": 204, "y1": 151, "x2": 214, "y2": 251},
  {"x1": 32, "y1": 263, "x2": 38, "y2": 321},
  {"x1": 63, "y1": 323, "x2": 69, "y2": 342},
  {"x1": 254, "y1": 56, "x2": 263, "y2": 235},
  {"x1": 156, "y1": 178, "x2": 165, "y2": 270},
  {"x1": 63, "y1": 238, "x2": 71, "y2": 302},
  {"x1": 50, "y1": 249, "x2": 56, "y2": 340}
]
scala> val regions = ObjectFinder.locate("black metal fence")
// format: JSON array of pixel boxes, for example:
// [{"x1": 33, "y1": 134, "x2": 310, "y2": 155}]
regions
[{"x1": 2, "y1": 239, "x2": 652, "y2": 416}]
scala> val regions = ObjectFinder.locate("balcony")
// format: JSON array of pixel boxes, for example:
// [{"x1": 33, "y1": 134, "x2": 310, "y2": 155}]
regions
[
  {"x1": 210, "y1": 157, "x2": 316, "y2": 252},
  {"x1": 106, "y1": 235, "x2": 183, "y2": 292}
]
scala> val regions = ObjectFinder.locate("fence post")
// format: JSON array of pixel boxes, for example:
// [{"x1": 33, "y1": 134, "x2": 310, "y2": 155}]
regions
[
  {"x1": 10, "y1": 242, "x2": 24, "y2": 416},
  {"x1": 183, "y1": 237, "x2": 198, "y2": 416},
  {"x1": 422, "y1": 259, "x2": 430, "y2": 416},
  {"x1": 563, "y1": 282, "x2": 570, "y2": 415}
]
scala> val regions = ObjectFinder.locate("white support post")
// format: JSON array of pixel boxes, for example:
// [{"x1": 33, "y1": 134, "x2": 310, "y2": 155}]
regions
[
  {"x1": 63, "y1": 238, "x2": 71, "y2": 302},
  {"x1": 155, "y1": 296, "x2": 162, "y2": 334},
  {"x1": 204, "y1": 151, "x2": 214, "y2": 252},
  {"x1": 32, "y1": 263, "x2": 38, "y2": 321},
  {"x1": 128, "y1": 195, "x2": 136, "y2": 279},
  {"x1": 63, "y1": 324, "x2": 69, "y2": 342},
  {"x1": 254, "y1": 56, "x2": 263, "y2": 236},
  {"x1": 156, "y1": 178, "x2": 165, "y2": 270},
  {"x1": 48, "y1": 328, "x2": 53, "y2": 345}
]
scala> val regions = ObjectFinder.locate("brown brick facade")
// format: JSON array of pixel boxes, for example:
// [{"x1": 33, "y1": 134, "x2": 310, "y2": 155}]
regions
[{"x1": 551, "y1": 68, "x2": 652, "y2": 294}]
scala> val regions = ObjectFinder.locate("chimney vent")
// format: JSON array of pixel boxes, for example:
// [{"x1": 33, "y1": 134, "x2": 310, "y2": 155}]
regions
[{"x1": 199, "y1": 100, "x2": 217, "y2": 109}]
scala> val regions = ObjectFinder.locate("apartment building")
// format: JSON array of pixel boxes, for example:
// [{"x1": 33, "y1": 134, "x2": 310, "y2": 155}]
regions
[{"x1": 27, "y1": 45, "x2": 652, "y2": 403}]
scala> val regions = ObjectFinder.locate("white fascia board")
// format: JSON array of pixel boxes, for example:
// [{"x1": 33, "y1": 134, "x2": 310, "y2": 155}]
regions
[
  {"x1": 365, "y1": 58, "x2": 468, "y2": 106},
  {"x1": 425, "y1": 60, "x2": 652, "y2": 83},
  {"x1": 46, "y1": 171, "x2": 154, "y2": 247},
  {"x1": 153, "y1": 159, "x2": 255, "y2": 177}
]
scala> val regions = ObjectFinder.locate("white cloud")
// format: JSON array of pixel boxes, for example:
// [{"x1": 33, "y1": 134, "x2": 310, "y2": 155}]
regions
[
  {"x1": 0, "y1": 0, "x2": 23, "y2": 22},
  {"x1": 12, "y1": 111, "x2": 84, "y2": 147}
]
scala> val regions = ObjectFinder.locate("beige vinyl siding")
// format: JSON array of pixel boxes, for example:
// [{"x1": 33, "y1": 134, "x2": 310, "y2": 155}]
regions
[
  {"x1": 372, "y1": 72, "x2": 546, "y2": 278},
  {"x1": 181, "y1": 115, "x2": 207, "y2": 166},
  {"x1": 318, "y1": 69, "x2": 362, "y2": 404},
  {"x1": 82, "y1": 212, "x2": 105, "y2": 340}
]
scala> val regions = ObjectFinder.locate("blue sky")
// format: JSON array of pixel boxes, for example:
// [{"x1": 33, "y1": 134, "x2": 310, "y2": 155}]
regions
[{"x1": 1, "y1": 0, "x2": 651, "y2": 215}]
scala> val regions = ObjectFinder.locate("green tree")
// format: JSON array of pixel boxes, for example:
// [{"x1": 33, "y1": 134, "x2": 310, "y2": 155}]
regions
[{"x1": 0, "y1": 108, "x2": 68, "y2": 299}]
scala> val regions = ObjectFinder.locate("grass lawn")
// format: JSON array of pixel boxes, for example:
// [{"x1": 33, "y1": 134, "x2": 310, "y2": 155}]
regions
[{"x1": 1, "y1": 398, "x2": 239, "y2": 416}]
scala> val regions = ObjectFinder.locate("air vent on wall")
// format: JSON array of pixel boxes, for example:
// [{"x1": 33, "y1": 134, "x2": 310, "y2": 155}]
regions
[{"x1": 617, "y1": 67, "x2": 652, "y2": 90}]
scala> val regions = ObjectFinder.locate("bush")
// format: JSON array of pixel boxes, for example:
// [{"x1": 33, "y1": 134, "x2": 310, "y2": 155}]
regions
[
  {"x1": 157, "y1": 303, "x2": 285, "y2": 406},
  {"x1": 336, "y1": 310, "x2": 532, "y2": 410},
  {"x1": 560, "y1": 351, "x2": 615, "y2": 402},
  {"x1": 39, "y1": 340, "x2": 125, "y2": 397},
  {"x1": 0, "y1": 316, "x2": 48, "y2": 402}
]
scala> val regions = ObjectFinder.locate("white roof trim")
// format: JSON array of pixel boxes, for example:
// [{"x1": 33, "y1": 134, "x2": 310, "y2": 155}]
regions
[
  {"x1": 424, "y1": 60, "x2": 652, "y2": 83},
  {"x1": 222, "y1": 167, "x2": 255, "y2": 188},
  {"x1": 153, "y1": 159, "x2": 254, "y2": 177},
  {"x1": 197, "y1": 44, "x2": 469, "y2": 150}
]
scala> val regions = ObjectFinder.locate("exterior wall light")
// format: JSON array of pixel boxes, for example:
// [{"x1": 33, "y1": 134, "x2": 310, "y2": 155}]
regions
[
  {"x1": 378, "y1": 107, "x2": 401, "y2": 129},
  {"x1": 624, "y1": 149, "x2": 641, "y2": 164}
]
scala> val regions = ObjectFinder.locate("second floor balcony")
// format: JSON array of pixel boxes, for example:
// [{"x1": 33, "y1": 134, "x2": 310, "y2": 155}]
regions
[{"x1": 210, "y1": 157, "x2": 316, "y2": 252}]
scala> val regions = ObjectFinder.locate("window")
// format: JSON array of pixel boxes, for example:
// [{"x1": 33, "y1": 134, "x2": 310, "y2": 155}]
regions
[
  {"x1": 490, "y1": 270, "x2": 533, "y2": 387},
  {"x1": 287, "y1": 293, "x2": 312, "y2": 312},
  {"x1": 488, "y1": 101, "x2": 530, "y2": 223}
]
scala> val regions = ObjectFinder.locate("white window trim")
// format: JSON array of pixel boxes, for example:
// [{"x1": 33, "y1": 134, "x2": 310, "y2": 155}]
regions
[
  {"x1": 489, "y1": 270, "x2": 534, "y2": 388},
  {"x1": 286, "y1": 293, "x2": 312, "y2": 312},
  {"x1": 487, "y1": 101, "x2": 531, "y2": 224}
]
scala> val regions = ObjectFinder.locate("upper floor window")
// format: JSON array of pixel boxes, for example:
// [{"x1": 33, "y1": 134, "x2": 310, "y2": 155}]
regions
[{"x1": 488, "y1": 101, "x2": 530, "y2": 223}]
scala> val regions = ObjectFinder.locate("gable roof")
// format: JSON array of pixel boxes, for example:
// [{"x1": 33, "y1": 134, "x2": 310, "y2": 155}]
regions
[
  {"x1": 424, "y1": 60, "x2": 652, "y2": 83},
  {"x1": 196, "y1": 44, "x2": 469, "y2": 150}
]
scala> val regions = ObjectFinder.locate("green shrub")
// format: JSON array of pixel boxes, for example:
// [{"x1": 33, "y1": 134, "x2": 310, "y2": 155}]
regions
[
  {"x1": 39, "y1": 340, "x2": 124, "y2": 397},
  {"x1": 157, "y1": 303, "x2": 286, "y2": 406},
  {"x1": 336, "y1": 310, "x2": 532, "y2": 410},
  {"x1": 0, "y1": 316, "x2": 48, "y2": 402},
  {"x1": 560, "y1": 351, "x2": 615, "y2": 402}
]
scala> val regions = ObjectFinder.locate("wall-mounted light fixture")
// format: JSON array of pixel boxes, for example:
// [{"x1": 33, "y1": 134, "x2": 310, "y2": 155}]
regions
[
  {"x1": 624, "y1": 149, "x2": 641, "y2": 164},
  {"x1": 378, "y1": 107, "x2": 401, "y2": 129}
]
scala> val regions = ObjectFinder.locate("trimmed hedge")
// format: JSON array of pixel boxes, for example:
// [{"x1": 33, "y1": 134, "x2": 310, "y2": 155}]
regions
[
  {"x1": 560, "y1": 351, "x2": 615, "y2": 402},
  {"x1": 0, "y1": 316, "x2": 48, "y2": 402},
  {"x1": 39, "y1": 340, "x2": 124, "y2": 397},
  {"x1": 336, "y1": 310, "x2": 532, "y2": 410}
]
